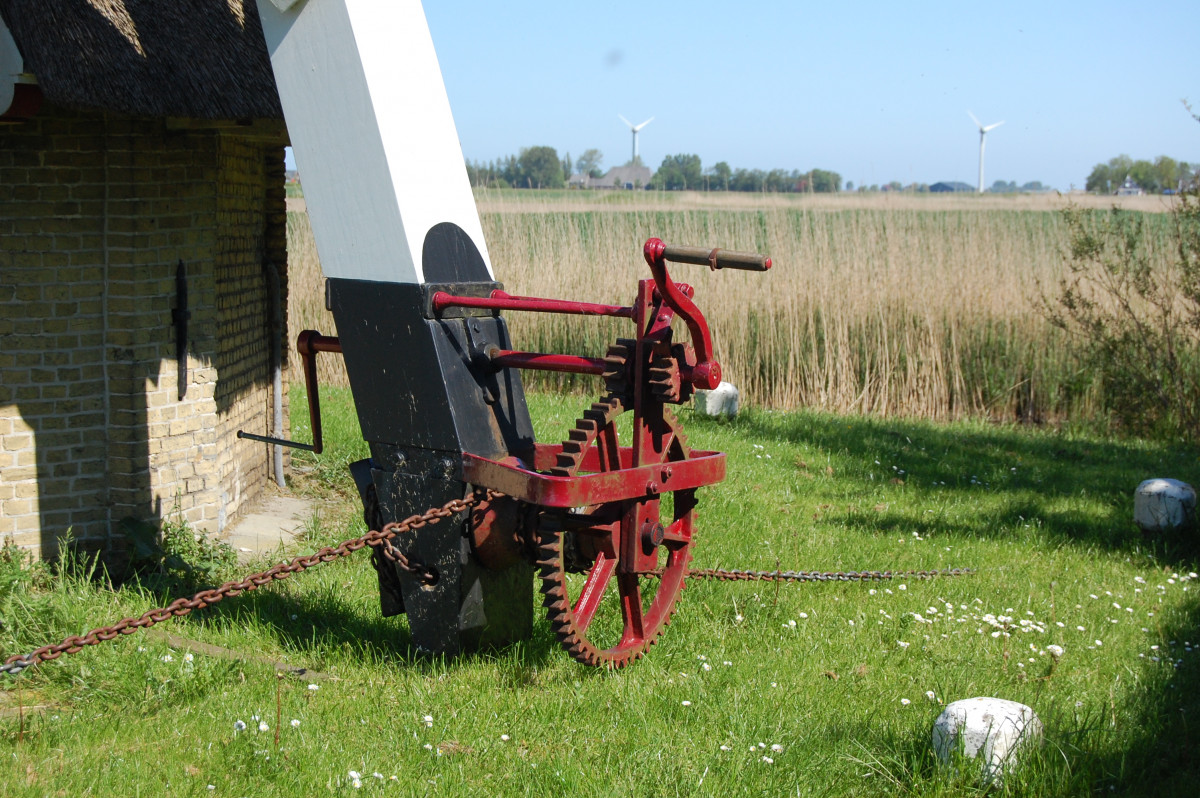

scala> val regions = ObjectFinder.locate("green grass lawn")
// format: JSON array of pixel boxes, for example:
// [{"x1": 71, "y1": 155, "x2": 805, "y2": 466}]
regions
[{"x1": 1, "y1": 388, "x2": 1198, "y2": 796}]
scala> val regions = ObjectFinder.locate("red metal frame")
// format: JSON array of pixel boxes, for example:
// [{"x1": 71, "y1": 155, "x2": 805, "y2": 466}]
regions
[
  {"x1": 440, "y1": 239, "x2": 735, "y2": 578},
  {"x1": 462, "y1": 448, "x2": 725, "y2": 508},
  {"x1": 290, "y1": 240, "x2": 751, "y2": 546}
]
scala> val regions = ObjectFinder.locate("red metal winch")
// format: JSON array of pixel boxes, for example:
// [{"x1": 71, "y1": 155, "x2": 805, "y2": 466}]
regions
[{"x1": 268, "y1": 238, "x2": 770, "y2": 667}]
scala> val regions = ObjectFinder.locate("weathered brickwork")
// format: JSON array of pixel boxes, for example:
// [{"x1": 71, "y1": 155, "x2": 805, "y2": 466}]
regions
[
  {"x1": 212, "y1": 135, "x2": 290, "y2": 531},
  {"x1": 0, "y1": 105, "x2": 288, "y2": 560}
]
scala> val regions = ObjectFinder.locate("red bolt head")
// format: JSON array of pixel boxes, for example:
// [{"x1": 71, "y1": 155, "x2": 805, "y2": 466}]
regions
[{"x1": 692, "y1": 361, "x2": 722, "y2": 390}]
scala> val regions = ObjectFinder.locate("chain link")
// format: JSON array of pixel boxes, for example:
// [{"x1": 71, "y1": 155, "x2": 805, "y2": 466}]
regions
[
  {"x1": 680, "y1": 567, "x2": 974, "y2": 583},
  {"x1": 0, "y1": 494, "x2": 480, "y2": 678},
  {"x1": 1, "y1": 483, "x2": 974, "y2": 678}
]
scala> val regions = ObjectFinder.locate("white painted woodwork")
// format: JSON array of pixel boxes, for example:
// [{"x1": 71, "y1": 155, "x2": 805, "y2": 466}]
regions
[
  {"x1": 932, "y1": 697, "x2": 1042, "y2": 785},
  {"x1": 254, "y1": 0, "x2": 492, "y2": 285},
  {"x1": 1134, "y1": 478, "x2": 1196, "y2": 533},
  {"x1": 0, "y1": 17, "x2": 22, "y2": 115}
]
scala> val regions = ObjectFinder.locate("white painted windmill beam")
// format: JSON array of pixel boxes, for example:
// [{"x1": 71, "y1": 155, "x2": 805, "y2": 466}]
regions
[
  {"x1": 254, "y1": 0, "x2": 491, "y2": 285},
  {"x1": 1, "y1": 17, "x2": 24, "y2": 114}
]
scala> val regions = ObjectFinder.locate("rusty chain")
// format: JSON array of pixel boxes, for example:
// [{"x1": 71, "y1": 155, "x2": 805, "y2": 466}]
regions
[
  {"x1": 0, "y1": 493, "x2": 480, "y2": 678},
  {"x1": 680, "y1": 567, "x2": 974, "y2": 583},
  {"x1": 1, "y1": 484, "x2": 973, "y2": 678}
]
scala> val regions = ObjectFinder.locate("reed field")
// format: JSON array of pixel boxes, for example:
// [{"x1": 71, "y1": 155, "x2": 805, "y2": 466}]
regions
[{"x1": 287, "y1": 190, "x2": 1180, "y2": 424}]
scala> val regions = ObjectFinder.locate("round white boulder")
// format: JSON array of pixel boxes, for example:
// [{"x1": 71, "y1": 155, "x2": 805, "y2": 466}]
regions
[
  {"x1": 694, "y1": 381, "x2": 739, "y2": 418},
  {"x1": 931, "y1": 697, "x2": 1042, "y2": 784},
  {"x1": 1134, "y1": 479, "x2": 1196, "y2": 533}
]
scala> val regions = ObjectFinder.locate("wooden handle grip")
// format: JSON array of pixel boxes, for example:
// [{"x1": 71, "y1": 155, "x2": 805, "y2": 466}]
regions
[{"x1": 659, "y1": 244, "x2": 772, "y2": 271}]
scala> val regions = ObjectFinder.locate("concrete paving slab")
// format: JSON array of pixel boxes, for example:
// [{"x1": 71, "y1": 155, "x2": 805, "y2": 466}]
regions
[{"x1": 221, "y1": 494, "x2": 314, "y2": 561}]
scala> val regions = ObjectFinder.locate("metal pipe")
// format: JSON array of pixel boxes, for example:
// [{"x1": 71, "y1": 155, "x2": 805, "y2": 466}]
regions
[
  {"x1": 265, "y1": 263, "x2": 285, "y2": 488},
  {"x1": 489, "y1": 350, "x2": 606, "y2": 376},
  {"x1": 431, "y1": 289, "x2": 635, "y2": 319}
]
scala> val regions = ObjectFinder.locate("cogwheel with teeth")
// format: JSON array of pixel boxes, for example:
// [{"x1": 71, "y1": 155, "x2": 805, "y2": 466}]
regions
[
  {"x1": 601, "y1": 338, "x2": 635, "y2": 401},
  {"x1": 536, "y1": 385, "x2": 696, "y2": 668},
  {"x1": 649, "y1": 342, "x2": 697, "y2": 404}
]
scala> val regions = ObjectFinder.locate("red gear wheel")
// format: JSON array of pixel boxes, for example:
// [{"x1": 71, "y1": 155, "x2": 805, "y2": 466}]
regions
[{"x1": 536, "y1": 392, "x2": 695, "y2": 668}]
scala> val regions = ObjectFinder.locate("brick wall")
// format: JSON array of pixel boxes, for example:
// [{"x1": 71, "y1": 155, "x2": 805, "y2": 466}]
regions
[
  {"x1": 212, "y1": 134, "x2": 289, "y2": 530},
  {"x1": 0, "y1": 105, "x2": 287, "y2": 560}
]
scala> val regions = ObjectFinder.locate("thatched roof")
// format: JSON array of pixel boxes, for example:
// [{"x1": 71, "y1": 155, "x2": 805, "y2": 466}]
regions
[{"x1": 0, "y1": 0, "x2": 282, "y2": 119}]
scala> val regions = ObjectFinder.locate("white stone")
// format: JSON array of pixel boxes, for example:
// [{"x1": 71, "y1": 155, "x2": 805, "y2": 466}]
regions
[
  {"x1": 694, "y1": 381, "x2": 739, "y2": 418},
  {"x1": 1134, "y1": 479, "x2": 1196, "y2": 533},
  {"x1": 931, "y1": 697, "x2": 1042, "y2": 784}
]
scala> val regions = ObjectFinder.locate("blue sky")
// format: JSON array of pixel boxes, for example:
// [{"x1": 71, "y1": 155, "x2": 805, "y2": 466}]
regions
[{"x1": 295, "y1": 1, "x2": 1200, "y2": 190}]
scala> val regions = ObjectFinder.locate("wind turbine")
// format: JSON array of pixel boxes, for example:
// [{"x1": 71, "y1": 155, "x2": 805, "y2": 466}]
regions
[
  {"x1": 619, "y1": 114, "x2": 653, "y2": 165},
  {"x1": 968, "y1": 111, "x2": 1004, "y2": 193}
]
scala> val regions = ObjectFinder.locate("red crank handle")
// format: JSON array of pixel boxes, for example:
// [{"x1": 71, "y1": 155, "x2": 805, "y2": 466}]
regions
[{"x1": 655, "y1": 243, "x2": 772, "y2": 272}]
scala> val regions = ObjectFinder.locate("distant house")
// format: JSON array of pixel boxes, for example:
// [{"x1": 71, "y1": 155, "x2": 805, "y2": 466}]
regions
[
  {"x1": 0, "y1": 1, "x2": 290, "y2": 563},
  {"x1": 569, "y1": 164, "x2": 652, "y2": 190},
  {"x1": 929, "y1": 181, "x2": 975, "y2": 193},
  {"x1": 1116, "y1": 176, "x2": 1145, "y2": 196}
]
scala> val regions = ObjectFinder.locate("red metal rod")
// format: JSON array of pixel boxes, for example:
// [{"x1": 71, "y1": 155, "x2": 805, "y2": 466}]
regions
[
  {"x1": 432, "y1": 289, "x2": 635, "y2": 319},
  {"x1": 491, "y1": 350, "x2": 606, "y2": 376},
  {"x1": 297, "y1": 331, "x2": 342, "y2": 354}
]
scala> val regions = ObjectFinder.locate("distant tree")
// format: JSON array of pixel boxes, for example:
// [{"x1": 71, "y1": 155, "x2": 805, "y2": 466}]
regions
[
  {"x1": 1021, "y1": 181, "x2": 1047, "y2": 192},
  {"x1": 1088, "y1": 154, "x2": 1135, "y2": 193},
  {"x1": 845, "y1": 180, "x2": 855, "y2": 191},
  {"x1": 562, "y1": 152, "x2": 573, "y2": 181},
  {"x1": 712, "y1": 161, "x2": 731, "y2": 190},
  {"x1": 730, "y1": 168, "x2": 764, "y2": 192},
  {"x1": 1087, "y1": 154, "x2": 1194, "y2": 194},
  {"x1": 990, "y1": 179, "x2": 1018, "y2": 193},
  {"x1": 576, "y1": 148, "x2": 603, "y2": 179},
  {"x1": 1086, "y1": 163, "x2": 1113, "y2": 194},
  {"x1": 1153, "y1": 156, "x2": 1191, "y2": 192},
  {"x1": 1107, "y1": 154, "x2": 1134, "y2": 183},
  {"x1": 765, "y1": 168, "x2": 789, "y2": 192},
  {"x1": 516, "y1": 146, "x2": 564, "y2": 188},
  {"x1": 500, "y1": 154, "x2": 520, "y2": 186},
  {"x1": 1128, "y1": 159, "x2": 1161, "y2": 193},
  {"x1": 654, "y1": 153, "x2": 703, "y2": 190},
  {"x1": 810, "y1": 168, "x2": 842, "y2": 193}
]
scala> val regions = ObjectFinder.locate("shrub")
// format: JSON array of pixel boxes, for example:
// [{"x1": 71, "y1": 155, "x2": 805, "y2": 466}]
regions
[
  {"x1": 1047, "y1": 189, "x2": 1200, "y2": 439},
  {"x1": 120, "y1": 499, "x2": 236, "y2": 594}
]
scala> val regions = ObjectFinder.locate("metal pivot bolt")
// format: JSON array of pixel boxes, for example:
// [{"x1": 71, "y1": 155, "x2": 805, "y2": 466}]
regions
[{"x1": 642, "y1": 520, "x2": 666, "y2": 554}]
